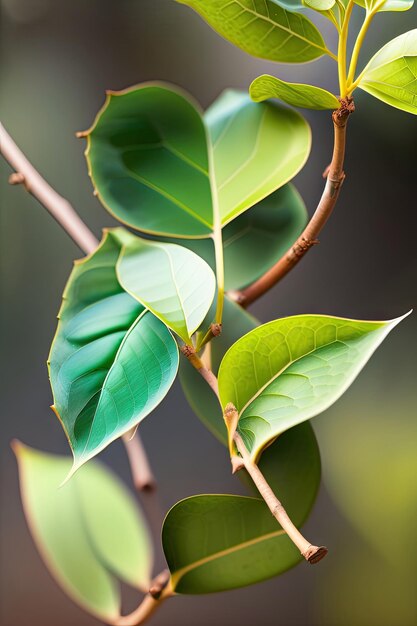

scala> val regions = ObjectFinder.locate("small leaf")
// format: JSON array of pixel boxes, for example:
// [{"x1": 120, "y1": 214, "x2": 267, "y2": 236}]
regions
[
  {"x1": 303, "y1": 0, "x2": 336, "y2": 9},
  {"x1": 218, "y1": 313, "x2": 409, "y2": 461},
  {"x1": 358, "y1": 30, "x2": 417, "y2": 115},
  {"x1": 115, "y1": 231, "x2": 216, "y2": 343},
  {"x1": 354, "y1": 0, "x2": 413, "y2": 12},
  {"x1": 14, "y1": 442, "x2": 152, "y2": 621},
  {"x1": 168, "y1": 184, "x2": 307, "y2": 292},
  {"x1": 48, "y1": 229, "x2": 179, "y2": 474},
  {"x1": 176, "y1": 0, "x2": 331, "y2": 63},
  {"x1": 163, "y1": 420, "x2": 320, "y2": 595},
  {"x1": 206, "y1": 90, "x2": 311, "y2": 227},
  {"x1": 250, "y1": 74, "x2": 340, "y2": 110}
]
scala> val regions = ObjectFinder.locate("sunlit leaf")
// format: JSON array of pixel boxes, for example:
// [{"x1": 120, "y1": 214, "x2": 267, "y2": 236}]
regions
[
  {"x1": 303, "y1": 0, "x2": 336, "y2": 9},
  {"x1": 48, "y1": 229, "x2": 179, "y2": 475},
  {"x1": 218, "y1": 313, "x2": 409, "y2": 461},
  {"x1": 163, "y1": 420, "x2": 320, "y2": 593},
  {"x1": 250, "y1": 74, "x2": 340, "y2": 110},
  {"x1": 114, "y1": 230, "x2": 215, "y2": 343},
  {"x1": 176, "y1": 0, "x2": 331, "y2": 63},
  {"x1": 354, "y1": 0, "x2": 413, "y2": 12},
  {"x1": 14, "y1": 443, "x2": 152, "y2": 621},
  {"x1": 85, "y1": 84, "x2": 311, "y2": 239},
  {"x1": 358, "y1": 30, "x2": 417, "y2": 115}
]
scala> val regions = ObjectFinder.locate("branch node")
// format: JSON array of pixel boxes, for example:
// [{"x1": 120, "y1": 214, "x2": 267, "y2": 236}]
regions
[
  {"x1": 8, "y1": 171, "x2": 29, "y2": 190},
  {"x1": 288, "y1": 237, "x2": 320, "y2": 262},
  {"x1": 231, "y1": 455, "x2": 245, "y2": 474},
  {"x1": 181, "y1": 344, "x2": 204, "y2": 370},
  {"x1": 149, "y1": 569, "x2": 170, "y2": 599},
  {"x1": 210, "y1": 322, "x2": 222, "y2": 337},
  {"x1": 302, "y1": 545, "x2": 329, "y2": 565},
  {"x1": 333, "y1": 96, "x2": 355, "y2": 127}
]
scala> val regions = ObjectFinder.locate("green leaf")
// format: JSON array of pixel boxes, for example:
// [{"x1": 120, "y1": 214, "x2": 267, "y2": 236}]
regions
[
  {"x1": 163, "y1": 418, "x2": 320, "y2": 594},
  {"x1": 176, "y1": 0, "x2": 331, "y2": 63},
  {"x1": 303, "y1": 0, "x2": 336, "y2": 8},
  {"x1": 354, "y1": 0, "x2": 413, "y2": 12},
  {"x1": 358, "y1": 30, "x2": 417, "y2": 115},
  {"x1": 206, "y1": 90, "x2": 310, "y2": 228},
  {"x1": 179, "y1": 297, "x2": 258, "y2": 442},
  {"x1": 14, "y1": 442, "x2": 152, "y2": 621},
  {"x1": 114, "y1": 230, "x2": 215, "y2": 343},
  {"x1": 86, "y1": 84, "x2": 311, "y2": 238},
  {"x1": 250, "y1": 74, "x2": 340, "y2": 110},
  {"x1": 218, "y1": 313, "x2": 409, "y2": 461},
  {"x1": 167, "y1": 184, "x2": 307, "y2": 292},
  {"x1": 48, "y1": 229, "x2": 179, "y2": 475}
]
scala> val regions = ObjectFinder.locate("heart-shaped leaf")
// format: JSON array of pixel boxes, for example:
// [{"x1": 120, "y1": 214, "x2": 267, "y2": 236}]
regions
[
  {"x1": 354, "y1": 0, "x2": 413, "y2": 11},
  {"x1": 48, "y1": 229, "x2": 179, "y2": 475},
  {"x1": 250, "y1": 74, "x2": 340, "y2": 110},
  {"x1": 176, "y1": 0, "x2": 332, "y2": 63},
  {"x1": 167, "y1": 184, "x2": 307, "y2": 292},
  {"x1": 358, "y1": 30, "x2": 417, "y2": 115},
  {"x1": 218, "y1": 313, "x2": 409, "y2": 461},
  {"x1": 114, "y1": 230, "x2": 215, "y2": 343},
  {"x1": 14, "y1": 442, "x2": 152, "y2": 621},
  {"x1": 85, "y1": 84, "x2": 311, "y2": 238},
  {"x1": 163, "y1": 419, "x2": 320, "y2": 594}
]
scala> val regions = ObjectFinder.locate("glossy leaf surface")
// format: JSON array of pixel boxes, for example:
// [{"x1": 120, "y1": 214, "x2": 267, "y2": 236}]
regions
[
  {"x1": 169, "y1": 184, "x2": 307, "y2": 292},
  {"x1": 218, "y1": 313, "x2": 408, "y2": 460},
  {"x1": 86, "y1": 85, "x2": 311, "y2": 239},
  {"x1": 14, "y1": 443, "x2": 152, "y2": 621},
  {"x1": 163, "y1": 420, "x2": 320, "y2": 594},
  {"x1": 359, "y1": 30, "x2": 417, "y2": 115},
  {"x1": 250, "y1": 74, "x2": 340, "y2": 110},
  {"x1": 354, "y1": 0, "x2": 413, "y2": 11},
  {"x1": 176, "y1": 0, "x2": 329, "y2": 63},
  {"x1": 115, "y1": 231, "x2": 216, "y2": 343},
  {"x1": 48, "y1": 230, "x2": 179, "y2": 475}
]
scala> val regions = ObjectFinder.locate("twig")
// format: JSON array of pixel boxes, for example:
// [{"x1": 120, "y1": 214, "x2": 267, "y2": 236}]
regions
[
  {"x1": 0, "y1": 121, "x2": 156, "y2": 491},
  {"x1": 182, "y1": 353, "x2": 327, "y2": 564},
  {"x1": 113, "y1": 570, "x2": 172, "y2": 626},
  {"x1": 230, "y1": 100, "x2": 354, "y2": 308}
]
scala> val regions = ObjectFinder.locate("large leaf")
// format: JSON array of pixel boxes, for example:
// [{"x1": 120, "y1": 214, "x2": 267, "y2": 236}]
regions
[
  {"x1": 359, "y1": 30, "x2": 417, "y2": 115},
  {"x1": 114, "y1": 230, "x2": 215, "y2": 343},
  {"x1": 218, "y1": 313, "x2": 408, "y2": 461},
  {"x1": 85, "y1": 84, "x2": 311, "y2": 238},
  {"x1": 250, "y1": 74, "x2": 340, "y2": 110},
  {"x1": 176, "y1": 0, "x2": 331, "y2": 63},
  {"x1": 163, "y1": 419, "x2": 320, "y2": 594},
  {"x1": 14, "y1": 443, "x2": 152, "y2": 621},
  {"x1": 48, "y1": 229, "x2": 179, "y2": 475},
  {"x1": 168, "y1": 184, "x2": 307, "y2": 292},
  {"x1": 354, "y1": 0, "x2": 413, "y2": 11}
]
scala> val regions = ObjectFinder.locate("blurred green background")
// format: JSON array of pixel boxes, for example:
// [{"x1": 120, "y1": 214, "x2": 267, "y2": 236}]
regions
[{"x1": 1, "y1": 1, "x2": 416, "y2": 625}]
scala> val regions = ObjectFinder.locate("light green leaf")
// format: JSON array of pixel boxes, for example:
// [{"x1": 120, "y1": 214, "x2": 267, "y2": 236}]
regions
[
  {"x1": 163, "y1": 420, "x2": 320, "y2": 595},
  {"x1": 218, "y1": 313, "x2": 409, "y2": 461},
  {"x1": 167, "y1": 184, "x2": 307, "y2": 292},
  {"x1": 14, "y1": 442, "x2": 152, "y2": 621},
  {"x1": 303, "y1": 0, "x2": 336, "y2": 9},
  {"x1": 206, "y1": 90, "x2": 310, "y2": 227},
  {"x1": 86, "y1": 84, "x2": 311, "y2": 238},
  {"x1": 48, "y1": 229, "x2": 179, "y2": 475},
  {"x1": 176, "y1": 0, "x2": 332, "y2": 63},
  {"x1": 355, "y1": 0, "x2": 413, "y2": 12},
  {"x1": 115, "y1": 231, "x2": 215, "y2": 343},
  {"x1": 250, "y1": 74, "x2": 340, "y2": 110},
  {"x1": 359, "y1": 30, "x2": 417, "y2": 115}
]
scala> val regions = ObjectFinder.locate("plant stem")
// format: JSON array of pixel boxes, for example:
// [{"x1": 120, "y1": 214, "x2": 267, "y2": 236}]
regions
[
  {"x1": 0, "y1": 121, "x2": 155, "y2": 491},
  {"x1": 180, "y1": 345, "x2": 219, "y2": 396},
  {"x1": 338, "y1": 0, "x2": 354, "y2": 98},
  {"x1": 346, "y1": 1, "x2": 383, "y2": 90},
  {"x1": 122, "y1": 431, "x2": 156, "y2": 492},
  {"x1": 113, "y1": 570, "x2": 172, "y2": 626},
  {"x1": 229, "y1": 99, "x2": 354, "y2": 308}
]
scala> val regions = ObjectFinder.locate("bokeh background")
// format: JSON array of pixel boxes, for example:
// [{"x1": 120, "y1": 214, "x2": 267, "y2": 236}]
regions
[{"x1": 1, "y1": 1, "x2": 416, "y2": 625}]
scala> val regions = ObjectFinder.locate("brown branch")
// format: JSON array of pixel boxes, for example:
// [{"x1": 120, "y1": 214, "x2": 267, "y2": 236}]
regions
[
  {"x1": 231, "y1": 99, "x2": 355, "y2": 308},
  {"x1": 0, "y1": 121, "x2": 156, "y2": 491},
  {"x1": 113, "y1": 570, "x2": 171, "y2": 626},
  {"x1": 122, "y1": 431, "x2": 156, "y2": 492},
  {"x1": 181, "y1": 344, "x2": 219, "y2": 396}
]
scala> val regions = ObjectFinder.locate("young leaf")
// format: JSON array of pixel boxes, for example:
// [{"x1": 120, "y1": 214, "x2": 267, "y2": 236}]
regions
[
  {"x1": 176, "y1": 0, "x2": 332, "y2": 63},
  {"x1": 218, "y1": 313, "x2": 409, "y2": 461},
  {"x1": 167, "y1": 184, "x2": 307, "y2": 292},
  {"x1": 303, "y1": 0, "x2": 336, "y2": 8},
  {"x1": 14, "y1": 443, "x2": 152, "y2": 621},
  {"x1": 358, "y1": 30, "x2": 417, "y2": 115},
  {"x1": 48, "y1": 229, "x2": 179, "y2": 475},
  {"x1": 114, "y1": 231, "x2": 216, "y2": 343},
  {"x1": 163, "y1": 419, "x2": 321, "y2": 593},
  {"x1": 354, "y1": 0, "x2": 413, "y2": 11},
  {"x1": 85, "y1": 84, "x2": 311, "y2": 238},
  {"x1": 250, "y1": 74, "x2": 340, "y2": 110}
]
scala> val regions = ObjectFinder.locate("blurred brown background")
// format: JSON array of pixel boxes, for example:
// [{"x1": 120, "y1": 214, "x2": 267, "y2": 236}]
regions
[{"x1": 1, "y1": 1, "x2": 416, "y2": 625}]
